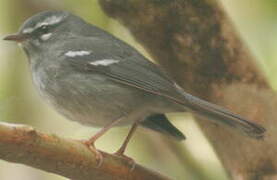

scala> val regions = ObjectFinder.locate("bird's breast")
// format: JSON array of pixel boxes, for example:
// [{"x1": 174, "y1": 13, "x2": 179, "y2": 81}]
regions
[{"x1": 30, "y1": 65, "x2": 149, "y2": 127}]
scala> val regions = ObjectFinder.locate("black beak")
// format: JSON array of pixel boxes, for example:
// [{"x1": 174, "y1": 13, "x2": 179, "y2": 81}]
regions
[{"x1": 3, "y1": 33, "x2": 29, "y2": 42}]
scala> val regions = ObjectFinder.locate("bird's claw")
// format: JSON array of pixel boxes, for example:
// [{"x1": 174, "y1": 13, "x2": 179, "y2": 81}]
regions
[
  {"x1": 82, "y1": 140, "x2": 104, "y2": 168},
  {"x1": 114, "y1": 151, "x2": 136, "y2": 171}
]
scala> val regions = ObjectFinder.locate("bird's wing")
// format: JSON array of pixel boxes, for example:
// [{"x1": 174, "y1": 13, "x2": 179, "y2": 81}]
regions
[
  {"x1": 65, "y1": 38, "x2": 181, "y2": 100},
  {"x1": 65, "y1": 37, "x2": 265, "y2": 139}
]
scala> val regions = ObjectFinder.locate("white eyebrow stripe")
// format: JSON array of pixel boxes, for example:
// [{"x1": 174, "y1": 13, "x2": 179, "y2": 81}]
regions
[
  {"x1": 35, "y1": 15, "x2": 64, "y2": 28},
  {"x1": 23, "y1": 15, "x2": 64, "y2": 34},
  {"x1": 65, "y1": 51, "x2": 92, "y2": 57},
  {"x1": 90, "y1": 59, "x2": 120, "y2": 66}
]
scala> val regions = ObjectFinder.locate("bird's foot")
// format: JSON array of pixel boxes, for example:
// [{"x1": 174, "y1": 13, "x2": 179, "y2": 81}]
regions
[
  {"x1": 82, "y1": 140, "x2": 104, "y2": 168},
  {"x1": 113, "y1": 150, "x2": 136, "y2": 171}
]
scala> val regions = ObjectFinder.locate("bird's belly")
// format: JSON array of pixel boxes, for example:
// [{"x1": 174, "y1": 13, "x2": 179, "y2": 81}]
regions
[{"x1": 33, "y1": 72, "x2": 151, "y2": 127}]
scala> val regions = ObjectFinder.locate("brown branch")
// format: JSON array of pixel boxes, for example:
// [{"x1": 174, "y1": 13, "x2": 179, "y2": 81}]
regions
[
  {"x1": 0, "y1": 122, "x2": 170, "y2": 180},
  {"x1": 99, "y1": 0, "x2": 277, "y2": 179}
]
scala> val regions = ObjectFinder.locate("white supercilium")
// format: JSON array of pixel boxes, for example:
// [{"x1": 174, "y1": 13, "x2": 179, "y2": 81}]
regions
[
  {"x1": 35, "y1": 15, "x2": 64, "y2": 28},
  {"x1": 22, "y1": 15, "x2": 65, "y2": 34}
]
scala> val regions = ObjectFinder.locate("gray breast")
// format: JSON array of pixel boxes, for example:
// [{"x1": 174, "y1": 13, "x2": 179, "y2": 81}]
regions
[{"x1": 31, "y1": 62, "x2": 152, "y2": 127}]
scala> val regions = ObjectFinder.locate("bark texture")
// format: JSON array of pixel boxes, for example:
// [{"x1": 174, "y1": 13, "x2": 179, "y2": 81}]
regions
[
  {"x1": 0, "y1": 122, "x2": 170, "y2": 180},
  {"x1": 99, "y1": 0, "x2": 277, "y2": 179}
]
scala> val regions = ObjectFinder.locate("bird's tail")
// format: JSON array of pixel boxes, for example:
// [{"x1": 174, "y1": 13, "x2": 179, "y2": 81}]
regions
[{"x1": 173, "y1": 92, "x2": 265, "y2": 139}]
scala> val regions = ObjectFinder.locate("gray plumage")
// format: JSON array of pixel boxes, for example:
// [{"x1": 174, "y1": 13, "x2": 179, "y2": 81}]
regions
[{"x1": 5, "y1": 10, "x2": 265, "y2": 140}]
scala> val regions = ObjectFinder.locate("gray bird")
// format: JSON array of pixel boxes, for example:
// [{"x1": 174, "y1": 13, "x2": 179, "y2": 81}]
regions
[{"x1": 4, "y1": 11, "x2": 265, "y2": 162}]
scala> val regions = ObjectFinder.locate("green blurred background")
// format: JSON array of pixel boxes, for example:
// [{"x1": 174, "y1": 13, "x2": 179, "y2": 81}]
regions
[{"x1": 0, "y1": 0, "x2": 276, "y2": 179}]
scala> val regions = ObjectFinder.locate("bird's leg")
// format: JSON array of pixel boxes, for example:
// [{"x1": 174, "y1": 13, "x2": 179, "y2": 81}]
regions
[
  {"x1": 114, "y1": 122, "x2": 138, "y2": 155},
  {"x1": 114, "y1": 122, "x2": 139, "y2": 170},
  {"x1": 83, "y1": 117, "x2": 123, "y2": 167}
]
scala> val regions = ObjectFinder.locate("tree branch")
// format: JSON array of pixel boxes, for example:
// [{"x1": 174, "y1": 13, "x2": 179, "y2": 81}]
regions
[
  {"x1": 99, "y1": 0, "x2": 277, "y2": 179},
  {"x1": 0, "y1": 122, "x2": 170, "y2": 180}
]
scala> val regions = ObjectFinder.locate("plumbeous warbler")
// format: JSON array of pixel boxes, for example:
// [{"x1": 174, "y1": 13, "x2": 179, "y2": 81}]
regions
[{"x1": 4, "y1": 11, "x2": 265, "y2": 162}]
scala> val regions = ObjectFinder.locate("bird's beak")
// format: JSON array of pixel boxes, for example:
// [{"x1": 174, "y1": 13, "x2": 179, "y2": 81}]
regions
[{"x1": 3, "y1": 33, "x2": 29, "y2": 43}]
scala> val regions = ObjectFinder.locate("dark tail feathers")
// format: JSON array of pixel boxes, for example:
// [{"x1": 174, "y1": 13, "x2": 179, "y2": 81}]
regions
[
  {"x1": 140, "y1": 114, "x2": 186, "y2": 141},
  {"x1": 175, "y1": 92, "x2": 265, "y2": 139}
]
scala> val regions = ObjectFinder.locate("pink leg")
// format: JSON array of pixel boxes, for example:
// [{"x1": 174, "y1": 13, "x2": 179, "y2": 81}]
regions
[
  {"x1": 85, "y1": 118, "x2": 123, "y2": 146},
  {"x1": 114, "y1": 122, "x2": 138, "y2": 155},
  {"x1": 83, "y1": 117, "x2": 123, "y2": 167},
  {"x1": 114, "y1": 122, "x2": 139, "y2": 171}
]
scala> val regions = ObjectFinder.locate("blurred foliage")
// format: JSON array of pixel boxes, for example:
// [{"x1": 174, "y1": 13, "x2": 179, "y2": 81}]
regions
[{"x1": 0, "y1": 0, "x2": 276, "y2": 180}]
